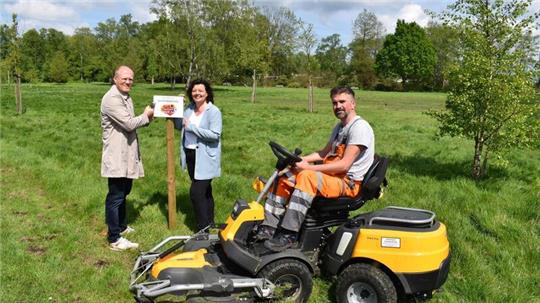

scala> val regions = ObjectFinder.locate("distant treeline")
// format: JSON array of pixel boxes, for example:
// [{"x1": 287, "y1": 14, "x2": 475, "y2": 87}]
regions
[{"x1": 0, "y1": 1, "x2": 536, "y2": 91}]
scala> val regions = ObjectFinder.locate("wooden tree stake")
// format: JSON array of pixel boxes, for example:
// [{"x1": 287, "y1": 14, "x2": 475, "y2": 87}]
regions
[{"x1": 166, "y1": 119, "x2": 176, "y2": 229}]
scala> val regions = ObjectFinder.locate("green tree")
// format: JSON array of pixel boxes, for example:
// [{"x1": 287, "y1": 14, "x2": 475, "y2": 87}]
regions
[
  {"x1": 94, "y1": 15, "x2": 143, "y2": 82},
  {"x1": 151, "y1": 0, "x2": 206, "y2": 87},
  {"x1": 4, "y1": 14, "x2": 24, "y2": 114},
  {"x1": 20, "y1": 29, "x2": 46, "y2": 82},
  {"x1": 1, "y1": 24, "x2": 12, "y2": 83},
  {"x1": 297, "y1": 22, "x2": 317, "y2": 112},
  {"x1": 142, "y1": 18, "x2": 184, "y2": 87},
  {"x1": 41, "y1": 28, "x2": 68, "y2": 58},
  {"x1": 95, "y1": 18, "x2": 123, "y2": 81},
  {"x1": 429, "y1": 0, "x2": 540, "y2": 179},
  {"x1": 375, "y1": 20, "x2": 436, "y2": 90},
  {"x1": 315, "y1": 34, "x2": 347, "y2": 81},
  {"x1": 349, "y1": 9, "x2": 385, "y2": 89},
  {"x1": 69, "y1": 27, "x2": 99, "y2": 82},
  {"x1": 425, "y1": 22, "x2": 459, "y2": 91},
  {"x1": 48, "y1": 51, "x2": 69, "y2": 83},
  {"x1": 259, "y1": 6, "x2": 300, "y2": 78}
]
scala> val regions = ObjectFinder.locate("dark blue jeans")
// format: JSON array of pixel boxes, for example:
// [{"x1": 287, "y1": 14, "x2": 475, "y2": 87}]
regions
[{"x1": 105, "y1": 178, "x2": 133, "y2": 243}]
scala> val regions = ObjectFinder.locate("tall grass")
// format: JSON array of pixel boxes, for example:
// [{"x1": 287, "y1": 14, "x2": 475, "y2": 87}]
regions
[{"x1": 0, "y1": 83, "x2": 538, "y2": 302}]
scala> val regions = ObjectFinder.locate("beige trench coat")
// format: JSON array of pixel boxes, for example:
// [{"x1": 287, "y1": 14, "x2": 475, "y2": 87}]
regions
[{"x1": 101, "y1": 85, "x2": 150, "y2": 179}]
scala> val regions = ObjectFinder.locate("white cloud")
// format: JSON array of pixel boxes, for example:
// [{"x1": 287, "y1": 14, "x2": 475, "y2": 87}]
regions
[
  {"x1": 254, "y1": 0, "x2": 408, "y2": 14},
  {"x1": 129, "y1": 1, "x2": 156, "y2": 24},
  {"x1": 398, "y1": 4, "x2": 430, "y2": 26},
  {"x1": 1, "y1": 0, "x2": 84, "y2": 34},
  {"x1": 378, "y1": 3, "x2": 430, "y2": 33},
  {"x1": 4, "y1": 0, "x2": 78, "y2": 22},
  {"x1": 0, "y1": 0, "x2": 156, "y2": 35}
]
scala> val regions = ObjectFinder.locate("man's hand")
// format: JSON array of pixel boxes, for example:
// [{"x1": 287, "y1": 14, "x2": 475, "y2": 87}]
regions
[
  {"x1": 144, "y1": 105, "x2": 154, "y2": 120},
  {"x1": 294, "y1": 159, "x2": 311, "y2": 172}
]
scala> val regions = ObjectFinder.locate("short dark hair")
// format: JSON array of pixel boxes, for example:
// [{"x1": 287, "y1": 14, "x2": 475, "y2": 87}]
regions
[
  {"x1": 186, "y1": 79, "x2": 214, "y2": 104},
  {"x1": 330, "y1": 86, "x2": 355, "y2": 98}
]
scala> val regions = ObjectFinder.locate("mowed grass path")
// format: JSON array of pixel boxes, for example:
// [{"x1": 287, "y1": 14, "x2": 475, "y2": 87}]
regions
[{"x1": 1, "y1": 83, "x2": 538, "y2": 303}]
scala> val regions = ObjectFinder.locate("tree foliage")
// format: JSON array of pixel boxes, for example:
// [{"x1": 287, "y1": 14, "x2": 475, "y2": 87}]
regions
[
  {"x1": 48, "y1": 51, "x2": 69, "y2": 83},
  {"x1": 316, "y1": 34, "x2": 346, "y2": 75},
  {"x1": 428, "y1": 0, "x2": 540, "y2": 179},
  {"x1": 0, "y1": 0, "x2": 491, "y2": 94},
  {"x1": 375, "y1": 20, "x2": 436, "y2": 90},
  {"x1": 425, "y1": 22, "x2": 460, "y2": 91},
  {"x1": 349, "y1": 9, "x2": 385, "y2": 89}
]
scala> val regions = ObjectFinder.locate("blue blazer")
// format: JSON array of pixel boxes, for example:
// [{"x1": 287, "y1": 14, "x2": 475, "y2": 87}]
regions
[{"x1": 174, "y1": 102, "x2": 222, "y2": 180}]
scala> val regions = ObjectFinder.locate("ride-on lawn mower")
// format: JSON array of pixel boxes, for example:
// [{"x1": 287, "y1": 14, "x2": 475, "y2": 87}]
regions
[{"x1": 130, "y1": 142, "x2": 450, "y2": 303}]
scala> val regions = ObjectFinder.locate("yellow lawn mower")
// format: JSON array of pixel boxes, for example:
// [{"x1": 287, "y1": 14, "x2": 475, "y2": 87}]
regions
[{"x1": 130, "y1": 141, "x2": 450, "y2": 303}]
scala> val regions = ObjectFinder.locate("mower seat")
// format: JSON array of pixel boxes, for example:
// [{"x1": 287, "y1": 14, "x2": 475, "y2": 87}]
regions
[{"x1": 310, "y1": 156, "x2": 388, "y2": 213}]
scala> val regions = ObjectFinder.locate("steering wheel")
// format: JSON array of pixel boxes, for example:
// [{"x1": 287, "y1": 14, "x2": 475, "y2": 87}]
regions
[{"x1": 269, "y1": 141, "x2": 302, "y2": 170}]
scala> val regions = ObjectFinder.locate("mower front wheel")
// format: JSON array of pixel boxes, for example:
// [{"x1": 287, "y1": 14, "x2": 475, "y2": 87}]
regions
[
  {"x1": 336, "y1": 263, "x2": 397, "y2": 303},
  {"x1": 133, "y1": 296, "x2": 153, "y2": 303},
  {"x1": 258, "y1": 259, "x2": 312, "y2": 303}
]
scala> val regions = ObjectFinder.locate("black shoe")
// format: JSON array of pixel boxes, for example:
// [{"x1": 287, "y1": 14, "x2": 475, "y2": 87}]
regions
[
  {"x1": 254, "y1": 225, "x2": 275, "y2": 241},
  {"x1": 264, "y1": 232, "x2": 297, "y2": 252}
]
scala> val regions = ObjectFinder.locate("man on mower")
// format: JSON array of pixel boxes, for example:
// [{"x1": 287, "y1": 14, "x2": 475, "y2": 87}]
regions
[{"x1": 258, "y1": 86, "x2": 375, "y2": 252}]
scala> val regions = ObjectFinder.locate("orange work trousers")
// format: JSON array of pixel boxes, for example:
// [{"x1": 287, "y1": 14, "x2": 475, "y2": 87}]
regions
[{"x1": 262, "y1": 169, "x2": 361, "y2": 232}]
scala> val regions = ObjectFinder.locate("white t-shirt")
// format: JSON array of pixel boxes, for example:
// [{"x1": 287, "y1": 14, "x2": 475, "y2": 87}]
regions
[
  {"x1": 328, "y1": 116, "x2": 375, "y2": 181},
  {"x1": 184, "y1": 111, "x2": 205, "y2": 149}
]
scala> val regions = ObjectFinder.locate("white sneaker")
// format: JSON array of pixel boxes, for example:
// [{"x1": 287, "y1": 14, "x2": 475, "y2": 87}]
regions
[
  {"x1": 120, "y1": 226, "x2": 135, "y2": 236},
  {"x1": 110, "y1": 237, "x2": 139, "y2": 251}
]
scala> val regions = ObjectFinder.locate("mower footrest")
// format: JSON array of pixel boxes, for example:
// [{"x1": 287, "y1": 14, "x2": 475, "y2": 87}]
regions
[{"x1": 132, "y1": 278, "x2": 274, "y2": 299}]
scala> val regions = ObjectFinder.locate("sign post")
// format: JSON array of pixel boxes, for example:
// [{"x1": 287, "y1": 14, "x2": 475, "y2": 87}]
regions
[
  {"x1": 154, "y1": 95, "x2": 184, "y2": 229},
  {"x1": 166, "y1": 118, "x2": 176, "y2": 229}
]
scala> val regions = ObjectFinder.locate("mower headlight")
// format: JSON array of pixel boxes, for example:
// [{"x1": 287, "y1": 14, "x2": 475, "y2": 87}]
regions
[{"x1": 231, "y1": 199, "x2": 249, "y2": 220}]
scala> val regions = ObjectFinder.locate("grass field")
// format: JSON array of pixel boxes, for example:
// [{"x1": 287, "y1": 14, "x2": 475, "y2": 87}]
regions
[{"x1": 1, "y1": 82, "x2": 539, "y2": 303}]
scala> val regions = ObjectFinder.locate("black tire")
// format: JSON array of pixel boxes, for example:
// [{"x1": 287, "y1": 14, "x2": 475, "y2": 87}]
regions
[
  {"x1": 258, "y1": 259, "x2": 313, "y2": 303},
  {"x1": 336, "y1": 263, "x2": 397, "y2": 303}
]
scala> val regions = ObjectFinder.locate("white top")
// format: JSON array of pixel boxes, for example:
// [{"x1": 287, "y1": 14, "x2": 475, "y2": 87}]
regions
[
  {"x1": 328, "y1": 116, "x2": 375, "y2": 181},
  {"x1": 184, "y1": 111, "x2": 205, "y2": 149}
]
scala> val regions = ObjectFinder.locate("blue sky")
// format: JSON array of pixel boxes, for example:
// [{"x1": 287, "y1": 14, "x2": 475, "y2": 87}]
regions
[{"x1": 1, "y1": 0, "x2": 538, "y2": 44}]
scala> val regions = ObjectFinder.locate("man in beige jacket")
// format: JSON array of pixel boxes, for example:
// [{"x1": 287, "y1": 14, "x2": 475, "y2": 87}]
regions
[{"x1": 101, "y1": 65, "x2": 153, "y2": 251}]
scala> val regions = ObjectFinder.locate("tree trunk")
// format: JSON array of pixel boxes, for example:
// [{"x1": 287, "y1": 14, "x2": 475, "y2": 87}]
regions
[
  {"x1": 15, "y1": 73, "x2": 23, "y2": 114},
  {"x1": 251, "y1": 69, "x2": 256, "y2": 103},
  {"x1": 170, "y1": 75, "x2": 176, "y2": 90},
  {"x1": 481, "y1": 147, "x2": 489, "y2": 178},
  {"x1": 186, "y1": 56, "x2": 194, "y2": 89},
  {"x1": 151, "y1": 76, "x2": 154, "y2": 86},
  {"x1": 472, "y1": 137, "x2": 484, "y2": 180}
]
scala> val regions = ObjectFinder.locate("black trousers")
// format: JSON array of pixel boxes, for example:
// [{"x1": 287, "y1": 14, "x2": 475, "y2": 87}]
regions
[
  {"x1": 185, "y1": 148, "x2": 215, "y2": 230},
  {"x1": 105, "y1": 177, "x2": 133, "y2": 243}
]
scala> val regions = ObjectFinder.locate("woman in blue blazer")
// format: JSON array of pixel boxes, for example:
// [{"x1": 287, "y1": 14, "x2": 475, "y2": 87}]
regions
[{"x1": 174, "y1": 79, "x2": 222, "y2": 230}]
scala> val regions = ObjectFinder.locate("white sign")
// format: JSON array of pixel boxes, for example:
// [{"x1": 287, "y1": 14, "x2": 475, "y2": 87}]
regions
[
  {"x1": 381, "y1": 237, "x2": 401, "y2": 248},
  {"x1": 153, "y1": 95, "x2": 183, "y2": 118}
]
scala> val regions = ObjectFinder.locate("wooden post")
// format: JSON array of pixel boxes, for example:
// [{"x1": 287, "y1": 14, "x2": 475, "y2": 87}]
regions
[
  {"x1": 251, "y1": 69, "x2": 256, "y2": 103},
  {"x1": 166, "y1": 119, "x2": 176, "y2": 229},
  {"x1": 15, "y1": 74, "x2": 22, "y2": 114}
]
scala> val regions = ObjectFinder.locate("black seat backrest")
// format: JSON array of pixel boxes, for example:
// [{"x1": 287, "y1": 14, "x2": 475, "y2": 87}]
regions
[{"x1": 361, "y1": 155, "x2": 389, "y2": 201}]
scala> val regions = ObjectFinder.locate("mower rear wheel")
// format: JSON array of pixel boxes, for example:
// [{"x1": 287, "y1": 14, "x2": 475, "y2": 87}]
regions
[
  {"x1": 336, "y1": 263, "x2": 397, "y2": 303},
  {"x1": 258, "y1": 259, "x2": 312, "y2": 303}
]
